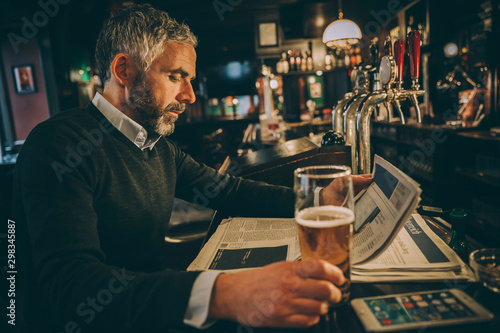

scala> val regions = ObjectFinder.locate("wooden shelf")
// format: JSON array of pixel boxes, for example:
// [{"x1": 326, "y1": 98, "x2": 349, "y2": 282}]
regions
[
  {"x1": 286, "y1": 119, "x2": 332, "y2": 127},
  {"x1": 455, "y1": 167, "x2": 500, "y2": 188},
  {"x1": 277, "y1": 68, "x2": 347, "y2": 76},
  {"x1": 457, "y1": 131, "x2": 500, "y2": 142},
  {"x1": 372, "y1": 135, "x2": 425, "y2": 148}
]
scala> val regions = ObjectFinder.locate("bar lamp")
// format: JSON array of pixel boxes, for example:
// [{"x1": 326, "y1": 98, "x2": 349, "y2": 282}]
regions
[{"x1": 322, "y1": 0, "x2": 362, "y2": 49}]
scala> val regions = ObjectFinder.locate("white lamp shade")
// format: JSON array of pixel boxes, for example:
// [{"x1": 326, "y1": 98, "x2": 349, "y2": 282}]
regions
[{"x1": 322, "y1": 19, "x2": 362, "y2": 48}]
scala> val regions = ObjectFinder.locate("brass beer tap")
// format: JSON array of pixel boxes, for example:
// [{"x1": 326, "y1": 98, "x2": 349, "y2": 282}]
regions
[
  {"x1": 332, "y1": 92, "x2": 355, "y2": 133},
  {"x1": 332, "y1": 65, "x2": 367, "y2": 134},
  {"x1": 341, "y1": 38, "x2": 381, "y2": 174},
  {"x1": 343, "y1": 65, "x2": 371, "y2": 175}
]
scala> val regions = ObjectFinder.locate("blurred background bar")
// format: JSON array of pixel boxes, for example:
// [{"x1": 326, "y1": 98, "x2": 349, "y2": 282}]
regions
[{"x1": 0, "y1": 0, "x2": 499, "y2": 245}]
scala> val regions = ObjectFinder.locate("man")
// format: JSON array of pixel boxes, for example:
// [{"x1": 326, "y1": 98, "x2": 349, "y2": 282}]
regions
[{"x1": 13, "y1": 4, "x2": 371, "y2": 332}]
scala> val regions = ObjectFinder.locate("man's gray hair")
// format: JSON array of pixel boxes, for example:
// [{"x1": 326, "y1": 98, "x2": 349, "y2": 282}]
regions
[{"x1": 95, "y1": 3, "x2": 198, "y2": 86}]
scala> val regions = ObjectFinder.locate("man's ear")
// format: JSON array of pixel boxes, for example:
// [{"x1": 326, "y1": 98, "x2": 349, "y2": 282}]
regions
[{"x1": 110, "y1": 53, "x2": 137, "y2": 88}]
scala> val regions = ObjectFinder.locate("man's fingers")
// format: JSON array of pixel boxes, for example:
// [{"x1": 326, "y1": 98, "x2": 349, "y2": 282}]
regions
[
  {"x1": 278, "y1": 298, "x2": 330, "y2": 316},
  {"x1": 352, "y1": 174, "x2": 373, "y2": 180},
  {"x1": 352, "y1": 174, "x2": 373, "y2": 195},
  {"x1": 211, "y1": 261, "x2": 345, "y2": 328},
  {"x1": 294, "y1": 259, "x2": 346, "y2": 287},
  {"x1": 352, "y1": 176, "x2": 373, "y2": 184},
  {"x1": 294, "y1": 279, "x2": 342, "y2": 304}
]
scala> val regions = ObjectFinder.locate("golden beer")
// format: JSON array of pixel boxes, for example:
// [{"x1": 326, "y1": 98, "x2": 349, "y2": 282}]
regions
[{"x1": 296, "y1": 206, "x2": 354, "y2": 304}]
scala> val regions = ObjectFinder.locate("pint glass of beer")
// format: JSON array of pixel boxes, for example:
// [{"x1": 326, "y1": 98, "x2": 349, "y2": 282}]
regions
[{"x1": 294, "y1": 165, "x2": 354, "y2": 306}]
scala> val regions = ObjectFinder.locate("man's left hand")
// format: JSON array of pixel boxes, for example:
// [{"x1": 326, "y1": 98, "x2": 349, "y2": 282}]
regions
[{"x1": 320, "y1": 174, "x2": 373, "y2": 206}]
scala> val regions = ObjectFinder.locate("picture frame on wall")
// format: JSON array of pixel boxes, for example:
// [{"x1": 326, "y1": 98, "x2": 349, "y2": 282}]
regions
[
  {"x1": 13, "y1": 65, "x2": 36, "y2": 94},
  {"x1": 258, "y1": 22, "x2": 279, "y2": 47}
]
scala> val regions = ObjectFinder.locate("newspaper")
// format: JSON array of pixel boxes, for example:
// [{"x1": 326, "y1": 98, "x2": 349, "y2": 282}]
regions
[
  {"x1": 352, "y1": 214, "x2": 475, "y2": 282},
  {"x1": 188, "y1": 214, "x2": 475, "y2": 282},
  {"x1": 352, "y1": 155, "x2": 422, "y2": 263},
  {"x1": 188, "y1": 156, "x2": 473, "y2": 282},
  {"x1": 188, "y1": 218, "x2": 301, "y2": 272}
]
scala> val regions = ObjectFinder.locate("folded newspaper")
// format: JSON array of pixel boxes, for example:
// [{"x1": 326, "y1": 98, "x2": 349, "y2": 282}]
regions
[{"x1": 188, "y1": 155, "x2": 475, "y2": 282}]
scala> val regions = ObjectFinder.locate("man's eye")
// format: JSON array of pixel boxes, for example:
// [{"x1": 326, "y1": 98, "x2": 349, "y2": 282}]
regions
[{"x1": 169, "y1": 76, "x2": 181, "y2": 82}]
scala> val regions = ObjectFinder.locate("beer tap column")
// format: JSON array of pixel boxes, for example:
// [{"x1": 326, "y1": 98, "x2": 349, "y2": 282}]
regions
[
  {"x1": 332, "y1": 92, "x2": 355, "y2": 133},
  {"x1": 332, "y1": 66, "x2": 363, "y2": 133},
  {"x1": 342, "y1": 59, "x2": 372, "y2": 174},
  {"x1": 343, "y1": 67, "x2": 370, "y2": 175},
  {"x1": 344, "y1": 89, "x2": 368, "y2": 175},
  {"x1": 357, "y1": 91, "x2": 389, "y2": 174},
  {"x1": 331, "y1": 55, "x2": 365, "y2": 134},
  {"x1": 356, "y1": 42, "x2": 390, "y2": 174}
]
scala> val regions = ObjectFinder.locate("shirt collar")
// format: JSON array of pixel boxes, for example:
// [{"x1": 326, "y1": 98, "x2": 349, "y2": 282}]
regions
[{"x1": 92, "y1": 92, "x2": 161, "y2": 151}]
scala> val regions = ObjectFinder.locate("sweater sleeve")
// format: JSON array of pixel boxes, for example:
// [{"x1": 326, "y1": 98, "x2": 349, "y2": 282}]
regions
[
  {"x1": 169, "y1": 140, "x2": 295, "y2": 218},
  {"x1": 14, "y1": 121, "x2": 201, "y2": 332}
]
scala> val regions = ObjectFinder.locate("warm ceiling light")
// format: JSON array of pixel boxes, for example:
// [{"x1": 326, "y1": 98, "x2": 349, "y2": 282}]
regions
[
  {"x1": 322, "y1": 0, "x2": 362, "y2": 49},
  {"x1": 316, "y1": 16, "x2": 325, "y2": 27}
]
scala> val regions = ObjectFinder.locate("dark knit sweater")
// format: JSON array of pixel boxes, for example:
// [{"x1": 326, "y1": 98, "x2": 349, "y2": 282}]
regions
[{"x1": 12, "y1": 104, "x2": 294, "y2": 332}]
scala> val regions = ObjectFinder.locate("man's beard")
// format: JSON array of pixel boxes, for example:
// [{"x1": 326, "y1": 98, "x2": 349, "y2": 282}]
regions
[{"x1": 128, "y1": 72, "x2": 185, "y2": 136}]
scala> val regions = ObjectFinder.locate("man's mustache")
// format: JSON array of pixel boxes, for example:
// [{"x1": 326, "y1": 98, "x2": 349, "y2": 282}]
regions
[{"x1": 165, "y1": 104, "x2": 185, "y2": 112}]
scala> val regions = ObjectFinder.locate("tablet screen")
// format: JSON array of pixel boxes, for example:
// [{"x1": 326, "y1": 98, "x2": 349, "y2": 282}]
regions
[{"x1": 363, "y1": 291, "x2": 477, "y2": 327}]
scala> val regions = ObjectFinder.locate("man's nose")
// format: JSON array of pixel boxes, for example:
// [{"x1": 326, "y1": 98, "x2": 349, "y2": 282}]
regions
[{"x1": 177, "y1": 81, "x2": 196, "y2": 104}]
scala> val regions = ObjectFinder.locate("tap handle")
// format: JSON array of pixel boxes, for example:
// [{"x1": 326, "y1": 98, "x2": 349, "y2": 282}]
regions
[
  {"x1": 370, "y1": 39, "x2": 380, "y2": 67},
  {"x1": 394, "y1": 40, "x2": 405, "y2": 83},
  {"x1": 408, "y1": 30, "x2": 421, "y2": 80},
  {"x1": 384, "y1": 36, "x2": 392, "y2": 56}
]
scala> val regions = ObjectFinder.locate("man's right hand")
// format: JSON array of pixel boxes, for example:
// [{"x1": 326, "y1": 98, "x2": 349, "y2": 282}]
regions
[{"x1": 208, "y1": 259, "x2": 345, "y2": 328}]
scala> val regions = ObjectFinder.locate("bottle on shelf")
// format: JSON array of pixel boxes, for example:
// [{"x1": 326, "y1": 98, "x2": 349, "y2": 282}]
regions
[
  {"x1": 295, "y1": 50, "x2": 301, "y2": 72},
  {"x1": 407, "y1": 15, "x2": 415, "y2": 36},
  {"x1": 306, "y1": 50, "x2": 313, "y2": 71},
  {"x1": 282, "y1": 53, "x2": 289, "y2": 73},
  {"x1": 344, "y1": 49, "x2": 351, "y2": 68},
  {"x1": 384, "y1": 35, "x2": 393, "y2": 56},
  {"x1": 325, "y1": 49, "x2": 333, "y2": 71},
  {"x1": 276, "y1": 52, "x2": 289, "y2": 74},
  {"x1": 322, "y1": 108, "x2": 332, "y2": 120},
  {"x1": 300, "y1": 50, "x2": 307, "y2": 72},
  {"x1": 276, "y1": 57, "x2": 283, "y2": 74},
  {"x1": 448, "y1": 208, "x2": 473, "y2": 263},
  {"x1": 350, "y1": 48, "x2": 357, "y2": 68},
  {"x1": 355, "y1": 46, "x2": 362, "y2": 65},
  {"x1": 335, "y1": 49, "x2": 344, "y2": 69},
  {"x1": 288, "y1": 50, "x2": 295, "y2": 72}
]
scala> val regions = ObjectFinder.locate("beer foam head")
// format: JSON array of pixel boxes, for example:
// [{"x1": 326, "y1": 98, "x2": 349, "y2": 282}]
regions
[{"x1": 296, "y1": 206, "x2": 354, "y2": 228}]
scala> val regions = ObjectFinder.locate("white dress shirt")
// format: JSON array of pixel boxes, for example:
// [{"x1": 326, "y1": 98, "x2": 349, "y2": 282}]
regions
[{"x1": 92, "y1": 93, "x2": 221, "y2": 328}]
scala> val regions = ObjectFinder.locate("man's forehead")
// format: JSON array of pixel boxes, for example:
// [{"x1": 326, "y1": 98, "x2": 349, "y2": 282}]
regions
[{"x1": 160, "y1": 42, "x2": 197, "y2": 63}]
